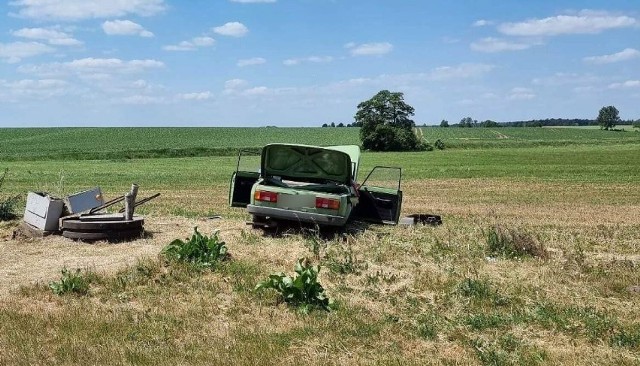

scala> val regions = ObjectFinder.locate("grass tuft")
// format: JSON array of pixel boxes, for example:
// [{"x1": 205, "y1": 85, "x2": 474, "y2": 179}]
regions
[
  {"x1": 49, "y1": 267, "x2": 95, "y2": 296},
  {"x1": 0, "y1": 168, "x2": 20, "y2": 221},
  {"x1": 486, "y1": 225, "x2": 549, "y2": 259}
]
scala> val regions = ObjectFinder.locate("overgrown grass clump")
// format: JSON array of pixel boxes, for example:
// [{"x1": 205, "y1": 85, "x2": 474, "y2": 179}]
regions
[
  {"x1": 0, "y1": 169, "x2": 19, "y2": 221},
  {"x1": 256, "y1": 258, "x2": 331, "y2": 313},
  {"x1": 486, "y1": 225, "x2": 548, "y2": 259},
  {"x1": 162, "y1": 227, "x2": 229, "y2": 268}
]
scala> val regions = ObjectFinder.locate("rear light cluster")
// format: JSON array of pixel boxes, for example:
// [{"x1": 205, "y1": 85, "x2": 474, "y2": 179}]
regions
[
  {"x1": 316, "y1": 197, "x2": 340, "y2": 210},
  {"x1": 254, "y1": 190, "x2": 278, "y2": 203}
]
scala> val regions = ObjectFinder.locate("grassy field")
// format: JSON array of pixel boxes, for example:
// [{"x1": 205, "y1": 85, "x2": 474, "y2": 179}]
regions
[
  {"x1": 1, "y1": 126, "x2": 638, "y2": 160},
  {"x1": 0, "y1": 127, "x2": 639, "y2": 365}
]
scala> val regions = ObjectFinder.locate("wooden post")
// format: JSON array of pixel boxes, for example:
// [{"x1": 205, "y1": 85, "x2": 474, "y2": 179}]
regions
[{"x1": 124, "y1": 184, "x2": 139, "y2": 221}]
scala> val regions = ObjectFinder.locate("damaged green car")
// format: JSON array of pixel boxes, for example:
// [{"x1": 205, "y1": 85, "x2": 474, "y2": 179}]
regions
[{"x1": 229, "y1": 143, "x2": 402, "y2": 227}]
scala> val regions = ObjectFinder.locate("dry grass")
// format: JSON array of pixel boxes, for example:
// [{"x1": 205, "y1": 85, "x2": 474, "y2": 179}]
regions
[{"x1": 0, "y1": 178, "x2": 639, "y2": 365}]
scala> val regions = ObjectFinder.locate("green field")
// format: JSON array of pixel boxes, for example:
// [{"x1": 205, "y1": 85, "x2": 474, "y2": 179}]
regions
[
  {"x1": 0, "y1": 127, "x2": 639, "y2": 365},
  {"x1": 1, "y1": 126, "x2": 638, "y2": 160}
]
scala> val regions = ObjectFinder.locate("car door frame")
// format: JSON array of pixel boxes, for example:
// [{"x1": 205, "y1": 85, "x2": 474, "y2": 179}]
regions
[
  {"x1": 228, "y1": 149, "x2": 261, "y2": 207},
  {"x1": 350, "y1": 166, "x2": 403, "y2": 225}
]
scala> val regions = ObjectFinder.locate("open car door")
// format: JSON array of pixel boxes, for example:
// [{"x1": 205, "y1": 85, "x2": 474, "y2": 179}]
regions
[
  {"x1": 229, "y1": 150, "x2": 261, "y2": 207},
  {"x1": 351, "y1": 166, "x2": 402, "y2": 225}
]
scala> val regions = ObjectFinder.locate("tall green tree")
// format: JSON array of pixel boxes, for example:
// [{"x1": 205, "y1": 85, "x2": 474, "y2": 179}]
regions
[
  {"x1": 597, "y1": 106, "x2": 621, "y2": 130},
  {"x1": 440, "y1": 119, "x2": 449, "y2": 127},
  {"x1": 355, "y1": 90, "x2": 424, "y2": 151}
]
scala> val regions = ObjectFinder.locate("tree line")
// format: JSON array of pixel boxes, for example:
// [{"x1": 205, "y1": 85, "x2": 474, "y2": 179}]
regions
[
  {"x1": 326, "y1": 117, "x2": 639, "y2": 128},
  {"x1": 328, "y1": 90, "x2": 638, "y2": 151}
]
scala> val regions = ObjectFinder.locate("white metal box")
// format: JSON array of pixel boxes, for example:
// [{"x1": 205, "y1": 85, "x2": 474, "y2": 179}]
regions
[
  {"x1": 23, "y1": 192, "x2": 64, "y2": 231},
  {"x1": 65, "y1": 187, "x2": 104, "y2": 214}
]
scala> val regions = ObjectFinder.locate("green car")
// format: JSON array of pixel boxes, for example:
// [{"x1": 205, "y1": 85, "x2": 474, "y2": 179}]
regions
[{"x1": 229, "y1": 143, "x2": 402, "y2": 227}]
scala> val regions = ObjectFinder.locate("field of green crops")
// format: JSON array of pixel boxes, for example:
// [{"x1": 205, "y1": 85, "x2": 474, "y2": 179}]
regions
[
  {"x1": 0, "y1": 127, "x2": 639, "y2": 365},
  {"x1": 1, "y1": 126, "x2": 638, "y2": 161}
]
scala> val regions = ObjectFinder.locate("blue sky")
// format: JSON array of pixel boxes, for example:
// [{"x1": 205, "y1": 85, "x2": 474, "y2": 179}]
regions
[{"x1": 0, "y1": 0, "x2": 639, "y2": 127}]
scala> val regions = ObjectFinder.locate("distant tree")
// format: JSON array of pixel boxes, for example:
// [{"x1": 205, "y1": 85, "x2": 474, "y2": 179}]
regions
[
  {"x1": 330, "y1": 122, "x2": 336, "y2": 127},
  {"x1": 481, "y1": 120, "x2": 499, "y2": 128},
  {"x1": 337, "y1": 122, "x2": 345, "y2": 127},
  {"x1": 597, "y1": 106, "x2": 621, "y2": 130},
  {"x1": 459, "y1": 117, "x2": 474, "y2": 128},
  {"x1": 321, "y1": 123, "x2": 328, "y2": 127},
  {"x1": 355, "y1": 90, "x2": 424, "y2": 151},
  {"x1": 440, "y1": 119, "x2": 449, "y2": 128},
  {"x1": 633, "y1": 120, "x2": 640, "y2": 129}
]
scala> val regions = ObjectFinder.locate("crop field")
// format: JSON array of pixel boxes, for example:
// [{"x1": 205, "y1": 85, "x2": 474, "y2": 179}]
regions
[
  {"x1": 0, "y1": 127, "x2": 639, "y2": 365},
  {"x1": 1, "y1": 126, "x2": 638, "y2": 161}
]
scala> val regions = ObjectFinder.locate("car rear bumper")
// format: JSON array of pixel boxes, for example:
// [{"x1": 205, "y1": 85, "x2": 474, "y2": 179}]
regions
[{"x1": 247, "y1": 205, "x2": 349, "y2": 227}]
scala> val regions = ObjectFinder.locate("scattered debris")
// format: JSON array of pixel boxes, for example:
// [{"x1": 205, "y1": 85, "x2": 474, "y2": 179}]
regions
[
  {"x1": 627, "y1": 285, "x2": 640, "y2": 294},
  {"x1": 65, "y1": 187, "x2": 104, "y2": 214},
  {"x1": 21, "y1": 184, "x2": 160, "y2": 242},
  {"x1": 399, "y1": 214, "x2": 443, "y2": 226},
  {"x1": 23, "y1": 192, "x2": 64, "y2": 232}
]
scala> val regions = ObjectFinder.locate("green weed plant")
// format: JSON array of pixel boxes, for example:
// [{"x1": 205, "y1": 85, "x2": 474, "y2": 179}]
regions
[
  {"x1": 162, "y1": 227, "x2": 229, "y2": 268},
  {"x1": 255, "y1": 258, "x2": 331, "y2": 313},
  {"x1": 49, "y1": 268, "x2": 91, "y2": 296}
]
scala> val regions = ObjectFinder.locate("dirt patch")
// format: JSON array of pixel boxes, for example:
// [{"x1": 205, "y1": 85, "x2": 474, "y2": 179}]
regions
[{"x1": 0, "y1": 216, "x2": 249, "y2": 295}]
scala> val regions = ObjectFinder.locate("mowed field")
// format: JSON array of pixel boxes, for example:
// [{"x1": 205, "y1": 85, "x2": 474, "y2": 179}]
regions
[{"x1": 0, "y1": 127, "x2": 639, "y2": 365}]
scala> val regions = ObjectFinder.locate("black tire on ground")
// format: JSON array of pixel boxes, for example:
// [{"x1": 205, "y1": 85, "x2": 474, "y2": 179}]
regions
[
  {"x1": 62, "y1": 228, "x2": 144, "y2": 241},
  {"x1": 61, "y1": 218, "x2": 144, "y2": 231}
]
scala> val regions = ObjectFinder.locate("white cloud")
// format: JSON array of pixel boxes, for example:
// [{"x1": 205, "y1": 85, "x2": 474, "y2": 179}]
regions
[
  {"x1": 473, "y1": 19, "x2": 493, "y2": 27},
  {"x1": 428, "y1": 63, "x2": 495, "y2": 80},
  {"x1": 584, "y1": 48, "x2": 640, "y2": 64},
  {"x1": 230, "y1": 0, "x2": 276, "y2": 2},
  {"x1": 131, "y1": 79, "x2": 148, "y2": 88},
  {"x1": 2, "y1": 78, "x2": 67, "y2": 89},
  {"x1": 12, "y1": 27, "x2": 82, "y2": 46},
  {"x1": 213, "y1": 22, "x2": 249, "y2": 37},
  {"x1": 608, "y1": 80, "x2": 640, "y2": 89},
  {"x1": 0, "y1": 78, "x2": 69, "y2": 99},
  {"x1": 224, "y1": 78, "x2": 248, "y2": 90},
  {"x1": 178, "y1": 91, "x2": 213, "y2": 100},
  {"x1": 0, "y1": 41, "x2": 54, "y2": 63},
  {"x1": 163, "y1": 37, "x2": 215, "y2": 51},
  {"x1": 10, "y1": 0, "x2": 166, "y2": 21},
  {"x1": 19, "y1": 57, "x2": 164, "y2": 76},
  {"x1": 532, "y1": 72, "x2": 600, "y2": 86},
  {"x1": 507, "y1": 87, "x2": 536, "y2": 100},
  {"x1": 102, "y1": 20, "x2": 154, "y2": 37},
  {"x1": 242, "y1": 86, "x2": 269, "y2": 96},
  {"x1": 121, "y1": 95, "x2": 166, "y2": 104},
  {"x1": 237, "y1": 57, "x2": 266, "y2": 67},
  {"x1": 471, "y1": 37, "x2": 542, "y2": 52},
  {"x1": 283, "y1": 56, "x2": 333, "y2": 66},
  {"x1": 349, "y1": 42, "x2": 393, "y2": 56},
  {"x1": 498, "y1": 10, "x2": 638, "y2": 36}
]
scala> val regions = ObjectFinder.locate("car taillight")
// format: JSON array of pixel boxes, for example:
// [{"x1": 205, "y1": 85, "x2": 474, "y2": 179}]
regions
[
  {"x1": 254, "y1": 190, "x2": 278, "y2": 203},
  {"x1": 316, "y1": 197, "x2": 340, "y2": 210}
]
